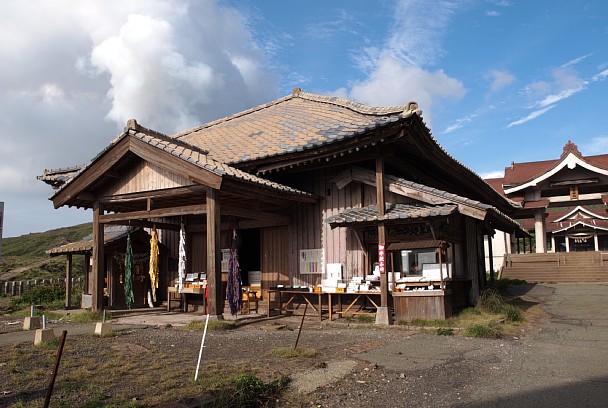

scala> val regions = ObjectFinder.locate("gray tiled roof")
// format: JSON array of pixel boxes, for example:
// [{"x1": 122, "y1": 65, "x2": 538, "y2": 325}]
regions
[
  {"x1": 130, "y1": 129, "x2": 316, "y2": 199},
  {"x1": 47, "y1": 225, "x2": 135, "y2": 255},
  {"x1": 326, "y1": 203, "x2": 458, "y2": 226},
  {"x1": 174, "y1": 91, "x2": 420, "y2": 165}
]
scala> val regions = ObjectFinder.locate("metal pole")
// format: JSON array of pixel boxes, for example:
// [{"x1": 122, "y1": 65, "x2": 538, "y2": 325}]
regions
[
  {"x1": 43, "y1": 330, "x2": 67, "y2": 408},
  {"x1": 294, "y1": 302, "x2": 309, "y2": 350},
  {"x1": 194, "y1": 314, "x2": 210, "y2": 381}
]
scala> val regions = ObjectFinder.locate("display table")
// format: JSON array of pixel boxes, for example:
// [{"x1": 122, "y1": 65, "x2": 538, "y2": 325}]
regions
[
  {"x1": 266, "y1": 290, "x2": 329, "y2": 321},
  {"x1": 167, "y1": 286, "x2": 206, "y2": 312},
  {"x1": 266, "y1": 289, "x2": 383, "y2": 321},
  {"x1": 330, "y1": 292, "x2": 382, "y2": 318}
]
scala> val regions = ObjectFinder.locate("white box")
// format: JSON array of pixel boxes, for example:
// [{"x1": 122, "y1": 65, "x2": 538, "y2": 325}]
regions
[{"x1": 326, "y1": 263, "x2": 343, "y2": 280}]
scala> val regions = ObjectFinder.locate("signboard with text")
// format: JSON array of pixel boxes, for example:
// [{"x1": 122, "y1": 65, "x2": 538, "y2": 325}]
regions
[{"x1": 378, "y1": 243, "x2": 385, "y2": 274}]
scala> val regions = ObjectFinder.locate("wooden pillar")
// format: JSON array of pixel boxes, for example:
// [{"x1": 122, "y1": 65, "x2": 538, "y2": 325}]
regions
[
  {"x1": 91, "y1": 202, "x2": 105, "y2": 312},
  {"x1": 206, "y1": 188, "x2": 223, "y2": 318},
  {"x1": 375, "y1": 154, "x2": 391, "y2": 324},
  {"x1": 84, "y1": 254, "x2": 90, "y2": 294},
  {"x1": 65, "y1": 254, "x2": 73, "y2": 309},
  {"x1": 488, "y1": 234, "x2": 494, "y2": 284}
]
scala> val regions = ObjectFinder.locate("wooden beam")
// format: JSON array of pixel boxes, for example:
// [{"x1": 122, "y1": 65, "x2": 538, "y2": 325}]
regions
[
  {"x1": 105, "y1": 219, "x2": 181, "y2": 231},
  {"x1": 99, "y1": 204, "x2": 207, "y2": 223},
  {"x1": 91, "y1": 202, "x2": 105, "y2": 312},
  {"x1": 99, "y1": 185, "x2": 205, "y2": 204},
  {"x1": 222, "y1": 205, "x2": 291, "y2": 224}
]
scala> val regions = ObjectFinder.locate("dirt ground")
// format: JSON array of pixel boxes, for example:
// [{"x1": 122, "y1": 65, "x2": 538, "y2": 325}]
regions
[{"x1": 2, "y1": 283, "x2": 608, "y2": 407}]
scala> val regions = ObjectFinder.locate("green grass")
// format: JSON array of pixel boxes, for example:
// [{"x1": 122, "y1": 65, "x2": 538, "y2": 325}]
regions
[
  {"x1": 0, "y1": 223, "x2": 92, "y2": 278},
  {"x1": 186, "y1": 319, "x2": 236, "y2": 331},
  {"x1": 464, "y1": 322, "x2": 503, "y2": 338},
  {"x1": 268, "y1": 347, "x2": 317, "y2": 358}
]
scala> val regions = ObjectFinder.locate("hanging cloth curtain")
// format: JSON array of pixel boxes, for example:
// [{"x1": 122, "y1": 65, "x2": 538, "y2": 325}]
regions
[
  {"x1": 227, "y1": 229, "x2": 242, "y2": 316},
  {"x1": 178, "y1": 222, "x2": 187, "y2": 294},
  {"x1": 124, "y1": 229, "x2": 135, "y2": 309},
  {"x1": 149, "y1": 225, "x2": 160, "y2": 303}
]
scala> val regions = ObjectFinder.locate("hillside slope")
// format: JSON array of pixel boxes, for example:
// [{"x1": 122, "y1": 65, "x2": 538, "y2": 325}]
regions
[{"x1": 0, "y1": 223, "x2": 92, "y2": 281}]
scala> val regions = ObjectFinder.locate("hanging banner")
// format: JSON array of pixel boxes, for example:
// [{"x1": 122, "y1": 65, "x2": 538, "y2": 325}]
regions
[{"x1": 378, "y1": 243, "x2": 385, "y2": 274}]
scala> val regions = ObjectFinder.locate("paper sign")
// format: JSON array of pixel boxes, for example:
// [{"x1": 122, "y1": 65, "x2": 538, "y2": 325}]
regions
[{"x1": 378, "y1": 243, "x2": 385, "y2": 274}]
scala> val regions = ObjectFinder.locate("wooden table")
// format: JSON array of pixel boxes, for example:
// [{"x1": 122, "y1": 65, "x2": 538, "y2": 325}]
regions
[
  {"x1": 266, "y1": 290, "x2": 383, "y2": 321},
  {"x1": 329, "y1": 292, "x2": 382, "y2": 318},
  {"x1": 167, "y1": 286, "x2": 206, "y2": 312},
  {"x1": 266, "y1": 290, "x2": 329, "y2": 321}
]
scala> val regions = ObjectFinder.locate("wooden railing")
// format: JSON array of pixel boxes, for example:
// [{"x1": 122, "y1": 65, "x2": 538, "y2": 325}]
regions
[{"x1": 0, "y1": 278, "x2": 82, "y2": 296}]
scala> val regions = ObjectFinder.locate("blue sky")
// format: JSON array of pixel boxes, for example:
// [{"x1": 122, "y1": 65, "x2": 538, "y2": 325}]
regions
[{"x1": 1, "y1": 0, "x2": 607, "y2": 237}]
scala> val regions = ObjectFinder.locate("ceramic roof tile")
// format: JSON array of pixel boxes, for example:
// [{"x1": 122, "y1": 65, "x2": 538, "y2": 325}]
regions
[
  {"x1": 326, "y1": 203, "x2": 458, "y2": 226},
  {"x1": 173, "y1": 91, "x2": 417, "y2": 164}
]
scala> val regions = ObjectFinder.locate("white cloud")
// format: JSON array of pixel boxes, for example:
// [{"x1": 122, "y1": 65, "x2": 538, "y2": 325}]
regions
[
  {"x1": 479, "y1": 170, "x2": 504, "y2": 179},
  {"x1": 345, "y1": 56, "x2": 466, "y2": 125},
  {"x1": 507, "y1": 105, "x2": 555, "y2": 128},
  {"x1": 561, "y1": 53, "x2": 592, "y2": 68},
  {"x1": 0, "y1": 0, "x2": 277, "y2": 236},
  {"x1": 484, "y1": 69, "x2": 516, "y2": 93},
  {"x1": 592, "y1": 69, "x2": 608, "y2": 82},
  {"x1": 443, "y1": 113, "x2": 478, "y2": 134},
  {"x1": 385, "y1": 0, "x2": 459, "y2": 67},
  {"x1": 336, "y1": 1, "x2": 466, "y2": 123},
  {"x1": 486, "y1": 10, "x2": 501, "y2": 17},
  {"x1": 530, "y1": 66, "x2": 587, "y2": 108},
  {"x1": 583, "y1": 136, "x2": 608, "y2": 155}
]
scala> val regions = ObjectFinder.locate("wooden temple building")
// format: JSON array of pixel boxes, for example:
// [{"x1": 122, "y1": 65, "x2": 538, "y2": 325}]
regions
[
  {"x1": 40, "y1": 90, "x2": 524, "y2": 322},
  {"x1": 487, "y1": 141, "x2": 608, "y2": 255}
]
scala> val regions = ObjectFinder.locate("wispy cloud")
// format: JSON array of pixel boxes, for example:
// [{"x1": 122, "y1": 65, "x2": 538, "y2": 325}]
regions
[
  {"x1": 385, "y1": 0, "x2": 460, "y2": 67},
  {"x1": 485, "y1": 10, "x2": 501, "y2": 17},
  {"x1": 583, "y1": 136, "x2": 608, "y2": 155},
  {"x1": 479, "y1": 170, "x2": 504, "y2": 179},
  {"x1": 341, "y1": 0, "x2": 466, "y2": 123},
  {"x1": 561, "y1": 53, "x2": 592, "y2": 68},
  {"x1": 592, "y1": 69, "x2": 608, "y2": 82},
  {"x1": 304, "y1": 9, "x2": 359, "y2": 41},
  {"x1": 484, "y1": 69, "x2": 516, "y2": 93},
  {"x1": 443, "y1": 113, "x2": 478, "y2": 134},
  {"x1": 507, "y1": 105, "x2": 555, "y2": 128}
]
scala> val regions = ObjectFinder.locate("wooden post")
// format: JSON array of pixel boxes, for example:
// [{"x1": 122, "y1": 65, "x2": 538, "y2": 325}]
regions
[
  {"x1": 206, "y1": 188, "x2": 223, "y2": 318},
  {"x1": 84, "y1": 254, "x2": 90, "y2": 294},
  {"x1": 488, "y1": 234, "x2": 495, "y2": 284},
  {"x1": 92, "y1": 202, "x2": 105, "y2": 312},
  {"x1": 375, "y1": 154, "x2": 391, "y2": 325},
  {"x1": 65, "y1": 254, "x2": 72, "y2": 309}
]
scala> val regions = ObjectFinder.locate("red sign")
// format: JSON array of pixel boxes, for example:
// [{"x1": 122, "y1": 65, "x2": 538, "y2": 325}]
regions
[{"x1": 378, "y1": 243, "x2": 385, "y2": 274}]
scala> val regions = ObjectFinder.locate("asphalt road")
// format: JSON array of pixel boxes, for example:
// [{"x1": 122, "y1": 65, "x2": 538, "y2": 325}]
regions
[{"x1": 347, "y1": 283, "x2": 608, "y2": 407}]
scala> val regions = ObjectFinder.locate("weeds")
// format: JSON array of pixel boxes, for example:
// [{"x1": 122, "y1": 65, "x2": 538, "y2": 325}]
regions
[
  {"x1": 186, "y1": 319, "x2": 236, "y2": 331},
  {"x1": 269, "y1": 347, "x2": 317, "y2": 358},
  {"x1": 464, "y1": 322, "x2": 503, "y2": 338},
  {"x1": 214, "y1": 374, "x2": 287, "y2": 408},
  {"x1": 435, "y1": 327, "x2": 454, "y2": 336}
]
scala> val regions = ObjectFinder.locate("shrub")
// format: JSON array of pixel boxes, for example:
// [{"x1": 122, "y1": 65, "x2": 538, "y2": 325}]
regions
[
  {"x1": 503, "y1": 304, "x2": 523, "y2": 323},
  {"x1": 477, "y1": 288, "x2": 504, "y2": 314},
  {"x1": 436, "y1": 327, "x2": 454, "y2": 336},
  {"x1": 8, "y1": 284, "x2": 65, "y2": 313},
  {"x1": 214, "y1": 374, "x2": 286, "y2": 407},
  {"x1": 464, "y1": 323, "x2": 503, "y2": 338}
]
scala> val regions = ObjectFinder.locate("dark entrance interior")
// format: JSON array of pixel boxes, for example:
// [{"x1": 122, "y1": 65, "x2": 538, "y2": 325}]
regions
[{"x1": 238, "y1": 228, "x2": 261, "y2": 285}]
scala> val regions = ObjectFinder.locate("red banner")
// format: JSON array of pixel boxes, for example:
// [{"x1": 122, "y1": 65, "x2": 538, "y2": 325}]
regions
[{"x1": 378, "y1": 243, "x2": 385, "y2": 274}]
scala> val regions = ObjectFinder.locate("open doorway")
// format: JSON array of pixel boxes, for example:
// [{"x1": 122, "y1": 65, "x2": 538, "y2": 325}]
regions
[{"x1": 238, "y1": 228, "x2": 261, "y2": 285}]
